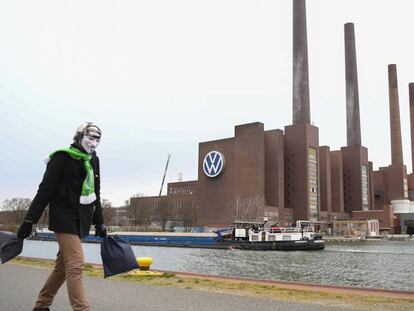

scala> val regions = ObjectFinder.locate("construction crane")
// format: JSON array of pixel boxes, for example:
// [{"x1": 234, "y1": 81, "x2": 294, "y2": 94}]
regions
[{"x1": 159, "y1": 154, "x2": 171, "y2": 196}]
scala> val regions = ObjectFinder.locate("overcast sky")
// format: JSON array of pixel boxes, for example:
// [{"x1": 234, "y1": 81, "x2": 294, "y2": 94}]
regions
[{"x1": 1, "y1": 0, "x2": 413, "y2": 207}]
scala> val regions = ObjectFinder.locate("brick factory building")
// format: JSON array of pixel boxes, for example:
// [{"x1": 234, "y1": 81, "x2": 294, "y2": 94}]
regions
[
  {"x1": 131, "y1": 0, "x2": 414, "y2": 234},
  {"x1": 197, "y1": 123, "x2": 291, "y2": 227}
]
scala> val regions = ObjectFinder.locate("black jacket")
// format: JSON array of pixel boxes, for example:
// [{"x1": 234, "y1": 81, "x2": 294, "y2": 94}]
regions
[{"x1": 25, "y1": 146, "x2": 104, "y2": 238}]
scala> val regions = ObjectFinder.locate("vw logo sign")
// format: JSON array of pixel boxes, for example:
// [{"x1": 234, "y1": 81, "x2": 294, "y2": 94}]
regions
[{"x1": 203, "y1": 151, "x2": 225, "y2": 178}]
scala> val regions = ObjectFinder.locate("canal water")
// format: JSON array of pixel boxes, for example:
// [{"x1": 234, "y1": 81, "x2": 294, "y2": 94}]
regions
[{"x1": 21, "y1": 239, "x2": 414, "y2": 291}]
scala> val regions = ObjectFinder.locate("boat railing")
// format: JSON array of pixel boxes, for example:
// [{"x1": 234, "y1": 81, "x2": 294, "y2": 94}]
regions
[{"x1": 258, "y1": 227, "x2": 313, "y2": 234}]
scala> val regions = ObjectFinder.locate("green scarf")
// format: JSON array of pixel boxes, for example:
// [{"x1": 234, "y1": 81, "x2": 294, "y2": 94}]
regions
[{"x1": 47, "y1": 147, "x2": 96, "y2": 205}]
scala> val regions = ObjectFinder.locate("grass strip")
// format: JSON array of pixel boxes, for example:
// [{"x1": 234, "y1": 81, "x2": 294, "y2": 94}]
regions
[{"x1": 11, "y1": 257, "x2": 414, "y2": 311}]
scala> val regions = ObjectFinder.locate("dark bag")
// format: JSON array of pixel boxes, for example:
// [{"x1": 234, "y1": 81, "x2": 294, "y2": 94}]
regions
[
  {"x1": 0, "y1": 231, "x2": 24, "y2": 264},
  {"x1": 100, "y1": 235, "x2": 139, "y2": 278}
]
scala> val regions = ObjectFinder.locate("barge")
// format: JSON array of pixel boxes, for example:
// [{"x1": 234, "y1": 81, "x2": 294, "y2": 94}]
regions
[{"x1": 32, "y1": 221, "x2": 324, "y2": 251}]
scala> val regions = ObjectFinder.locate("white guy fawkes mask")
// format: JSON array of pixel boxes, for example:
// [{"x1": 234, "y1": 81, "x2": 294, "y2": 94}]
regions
[{"x1": 81, "y1": 134, "x2": 100, "y2": 154}]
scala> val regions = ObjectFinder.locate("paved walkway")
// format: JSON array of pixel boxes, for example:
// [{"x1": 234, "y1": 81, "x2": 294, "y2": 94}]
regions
[{"x1": 0, "y1": 264, "x2": 353, "y2": 311}]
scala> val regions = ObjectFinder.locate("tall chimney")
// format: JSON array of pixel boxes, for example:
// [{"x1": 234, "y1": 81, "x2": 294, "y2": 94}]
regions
[
  {"x1": 292, "y1": 0, "x2": 310, "y2": 124},
  {"x1": 409, "y1": 83, "x2": 414, "y2": 172},
  {"x1": 344, "y1": 23, "x2": 361, "y2": 146},
  {"x1": 388, "y1": 64, "x2": 403, "y2": 166}
]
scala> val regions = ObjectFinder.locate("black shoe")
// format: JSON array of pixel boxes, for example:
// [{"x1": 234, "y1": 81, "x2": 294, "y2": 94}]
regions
[{"x1": 33, "y1": 308, "x2": 50, "y2": 311}]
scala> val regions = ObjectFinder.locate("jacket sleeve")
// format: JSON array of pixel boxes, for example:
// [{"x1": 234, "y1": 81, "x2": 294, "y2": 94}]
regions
[
  {"x1": 25, "y1": 153, "x2": 66, "y2": 223},
  {"x1": 92, "y1": 155, "x2": 104, "y2": 225}
]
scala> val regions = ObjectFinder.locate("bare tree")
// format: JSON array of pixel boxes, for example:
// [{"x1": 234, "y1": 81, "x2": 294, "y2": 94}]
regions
[
  {"x1": 127, "y1": 193, "x2": 143, "y2": 226},
  {"x1": 127, "y1": 207, "x2": 138, "y2": 226},
  {"x1": 231, "y1": 194, "x2": 265, "y2": 222},
  {"x1": 172, "y1": 196, "x2": 198, "y2": 231},
  {"x1": 0, "y1": 210, "x2": 10, "y2": 230},
  {"x1": 128, "y1": 194, "x2": 156, "y2": 229},
  {"x1": 1, "y1": 198, "x2": 32, "y2": 230},
  {"x1": 155, "y1": 197, "x2": 171, "y2": 231},
  {"x1": 138, "y1": 203, "x2": 154, "y2": 229},
  {"x1": 101, "y1": 199, "x2": 116, "y2": 226},
  {"x1": 182, "y1": 201, "x2": 198, "y2": 231}
]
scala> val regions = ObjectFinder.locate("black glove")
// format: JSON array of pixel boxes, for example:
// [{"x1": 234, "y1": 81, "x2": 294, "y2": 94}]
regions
[
  {"x1": 17, "y1": 221, "x2": 34, "y2": 239},
  {"x1": 95, "y1": 224, "x2": 107, "y2": 238}
]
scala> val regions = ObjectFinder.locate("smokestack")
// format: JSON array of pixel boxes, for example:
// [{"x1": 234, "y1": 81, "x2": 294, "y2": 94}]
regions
[
  {"x1": 388, "y1": 64, "x2": 403, "y2": 166},
  {"x1": 409, "y1": 83, "x2": 414, "y2": 172},
  {"x1": 292, "y1": 0, "x2": 310, "y2": 124},
  {"x1": 344, "y1": 23, "x2": 361, "y2": 146}
]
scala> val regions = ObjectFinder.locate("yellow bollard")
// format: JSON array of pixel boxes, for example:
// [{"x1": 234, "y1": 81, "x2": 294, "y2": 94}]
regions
[
  {"x1": 137, "y1": 257, "x2": 153, "y2": 271},
  {"x1": 128, "y1": 257, "x2": 161, "y2": 276}
]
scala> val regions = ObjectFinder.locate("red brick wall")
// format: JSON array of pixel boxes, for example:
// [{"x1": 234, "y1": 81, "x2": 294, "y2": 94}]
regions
[
  {"x1": 341, "y1": 145, "x2": 369, "y2": 212},
  {"x1": 198, "y1": 137, "x2": 235, "y2": 226},
  {"x1": 198, "y1": 122, "x2": 266, "y2": 226},
  {"x1": 383, "y1": 165, "x2": 408, "y2": 201},
  {"x1": 330, "y1": 151, "x2": 344, "y2": 213},
  {"x1": 168, "y1": 181, "x2": 197, "y2": 196},
  {"x1": 265, "y1": 129, "x2": 284, "y2": 208},
  {"x1": 373, "y1": 170, "x2": 386, "y2": 210},
  {"x1": 284, "y1": 123, "x2": 319, "y2": 221},
  {"x1": 375, "y1": 165, "x2": 408, "y2": 207},
  {"x1": 319, "y1": 146, "x2": 332, "y2": 213},
  {"x1": 352, "y1": 205, "x2": 395, "y2": 233},
  {"x1": 234, "y1": 123, "x2": 266, "y2": 203}
]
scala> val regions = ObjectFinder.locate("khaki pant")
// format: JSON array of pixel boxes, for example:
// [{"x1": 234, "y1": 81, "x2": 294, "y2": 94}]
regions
[{"x1": 34, "y1": 233, "x2": 90, "y2": 311}]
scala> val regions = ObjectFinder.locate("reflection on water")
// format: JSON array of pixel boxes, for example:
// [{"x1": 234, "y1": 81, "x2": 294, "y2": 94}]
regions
[{"x1": 21, "y1": 239, "x2": 414, "y2": 291}]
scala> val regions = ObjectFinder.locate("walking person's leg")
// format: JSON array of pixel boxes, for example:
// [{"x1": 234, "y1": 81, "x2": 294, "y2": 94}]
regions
[
  {"x1": 58, "y1": 233, "x2": 90, "y2": 311},
  {"x1": 34, "y1": 243, "x2": 66, "y2": 309}
]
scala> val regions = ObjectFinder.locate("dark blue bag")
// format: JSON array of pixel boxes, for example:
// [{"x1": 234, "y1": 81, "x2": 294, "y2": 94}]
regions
[
  {"x1": 100, "y1": 235, "x2": 139, "y2": 278},
  {"x1": 0, "y1": 231, "x2": 23, "y2": 264}
]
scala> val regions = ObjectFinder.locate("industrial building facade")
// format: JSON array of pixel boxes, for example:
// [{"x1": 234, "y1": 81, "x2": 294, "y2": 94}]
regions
[
  {"x1": 132, "y1": 0, "x2": 414, "y2": 234},
  {"x1": 196, "y1": 122, "x2": 320, "y2": 227}
]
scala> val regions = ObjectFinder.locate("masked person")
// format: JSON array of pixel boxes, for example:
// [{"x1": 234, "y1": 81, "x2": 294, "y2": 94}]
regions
[{"x1": 17, "y1": 122, "x2": 107, "y2": 311}]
